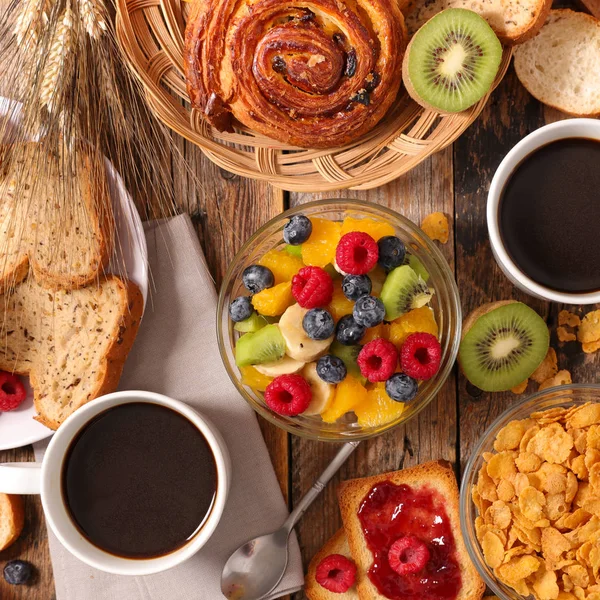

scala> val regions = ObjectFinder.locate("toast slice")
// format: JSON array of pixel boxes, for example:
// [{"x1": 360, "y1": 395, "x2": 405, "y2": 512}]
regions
[
  {"x1": 0, "y1": 275, "x2": 143, "y2": 429},
  {"x1": 403, "y1": 0, "x2": 551, "y2": 45},
  {"x1": 338, "y1": 461, "x2": 485, "y2": 600},
  {"x1": 514, "y1": 10, "x2": 600, "y2": 117},
  {"x1": 306, "y1": 529, "x2": 359, "y2": 600},
  {"x1": 0, "y1": 493, "x2": 24, "y2": 552},
  {"x1": 0, "y1": 142, "x2": 113, "y2": 293}
]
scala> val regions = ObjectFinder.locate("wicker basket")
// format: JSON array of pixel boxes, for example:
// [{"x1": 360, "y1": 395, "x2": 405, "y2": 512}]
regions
[{"x1": 115, "y1": 0, "x2": 513, "y2": 192}]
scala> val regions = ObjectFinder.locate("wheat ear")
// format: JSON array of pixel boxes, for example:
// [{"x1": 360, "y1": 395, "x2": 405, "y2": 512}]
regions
[
  {"x1": 78, "y1": 0, "x2": 107, "y2": 39},
  {"x1": 39, "y1": 6, "x2": 75, "y2": 112},
  {"x1": 13, "y1": 0, "x2": 45, "y2": 46}
]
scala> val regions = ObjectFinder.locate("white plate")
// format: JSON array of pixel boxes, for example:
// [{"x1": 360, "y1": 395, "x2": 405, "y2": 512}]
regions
[{"x1": 0, "y1": 98, "x2": 148, "y2": 451}]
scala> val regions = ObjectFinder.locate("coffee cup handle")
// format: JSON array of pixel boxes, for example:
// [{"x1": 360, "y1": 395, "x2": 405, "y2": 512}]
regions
[{"x1": 0, "y1": 463, "x2": 41, "y2": 494}]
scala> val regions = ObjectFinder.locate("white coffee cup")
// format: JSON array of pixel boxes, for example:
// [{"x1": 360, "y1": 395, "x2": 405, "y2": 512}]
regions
[
  {"x1": 0, "y1": 391, "x2": 231, "y2": 576},
  {"x1": 487, "y1": 118, "x2": 600, "y2": 304}
]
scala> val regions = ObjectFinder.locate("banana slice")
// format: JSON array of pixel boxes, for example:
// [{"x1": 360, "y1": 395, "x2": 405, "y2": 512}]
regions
[
  {"x1": 279, "y1": 303, "x2": 333, "y2": 362},
  {"x1": 302, "y1": 362, "x2": 335, "y2": 416},
  {"x1": 254, "y1": 355, "x2": 305, "y2": 376}
]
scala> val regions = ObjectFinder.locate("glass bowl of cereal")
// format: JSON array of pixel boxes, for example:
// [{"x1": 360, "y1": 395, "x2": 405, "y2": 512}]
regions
[
  {"x1": 217, "y1": 199, "x2": 461, "y2": 441},
  {"x1": 460, "y1": 384, "x2": 600, "y2": 600}
]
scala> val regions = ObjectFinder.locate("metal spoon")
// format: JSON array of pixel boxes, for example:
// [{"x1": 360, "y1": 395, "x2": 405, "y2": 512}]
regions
[{"x1": 221, "y1": 440, "x2": 360, "y2": 600}]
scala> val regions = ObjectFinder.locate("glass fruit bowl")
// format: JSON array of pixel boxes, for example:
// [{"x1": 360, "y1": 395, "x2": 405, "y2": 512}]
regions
[
  {"x1": 460, "y1": 384, "x2": 600, "y2": 600},
  {"x1": 216, "y1": 199, "x2": 461, "y2": 441}
]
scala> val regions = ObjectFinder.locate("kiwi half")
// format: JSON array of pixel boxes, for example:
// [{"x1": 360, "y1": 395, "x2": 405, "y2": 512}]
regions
[
  {"x1": 459, "y1": 301, "x2": 549, "y2": 392},
  {"x1": 380, "y1": 265, "x2": 433, "y2": 321},
  {"x1": 402, "y1": 8, "x2": 502, "y2": 113},
  {"x1": 330, "y1": 341, "x2": 367, "y2": 385},
  {"x1": 235, "y1": 324, "x2": 286, "y2": 367}
]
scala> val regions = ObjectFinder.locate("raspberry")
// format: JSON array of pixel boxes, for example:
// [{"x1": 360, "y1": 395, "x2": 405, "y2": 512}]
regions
[
  {"x1": 264, "y1": 374, "x2": 312, "y2": 416},
  {"x1": 357, "y1": 339, "x2": 398, "y2": 382},
  {"x1": 335, "y1": 232, "x2": 379, "y2": 275},
  {"x1": 400, "y1": 332, "x2": 442, "y2": 381},
  {"x1": 0, "y1": 372, "x2": 26, "y2": 412},
  {"x1": 315, "y1": 554, "x2": 357, "y2": 593},
  {"x1": 388, "y1": 536, "x2": 430, "y2": 576},
  {"x1": 291, "y1": 267, "x2": 333, "y2": 309}
]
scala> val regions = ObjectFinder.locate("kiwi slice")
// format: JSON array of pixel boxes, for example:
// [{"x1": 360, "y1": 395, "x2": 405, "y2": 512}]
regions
[
  {"x1": 285, "y1": 244, "x2": 303, "y2": 258},
  {"x1": 405, "y1": 254, "x2": 429, "y2": 282},
  {"x1": 380, "y1": 265, "x2": 433, "y2": 321},
  {"x1": 330, "y1": 341, "x2": 367, "y2": 385},
  {"x1": 234, "y1": 312, "x2": 268, "y2": 333},
  {"x1": 459, "y1": 302, "x2": 549, "y2": 392},
  {"x1": 235, "y1": 324, "x2": 286, "y2": 367},
  {"x1": 403, "y1": 8, "x2": 502, "y2": 113}
]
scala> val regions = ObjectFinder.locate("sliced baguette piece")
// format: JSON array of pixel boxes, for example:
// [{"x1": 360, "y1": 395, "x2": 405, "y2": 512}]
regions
[
  {"x1": 306, "y1": 529, "x2": 359, "y2": 600},
  {"x1": 0, "y1": 275, "x2": 143, "y2": 429},
  {"x1": 0, "y1": 493, "x2": 24, "y2": 552},
  {"x1": 514, "y1": 10, "x2": 600, "y2": 117},
  {"x1": 403, "y1": 0, "x2": 551, "y2": 45},
  {"x1": 0, "y1": 142, "x2": 113, "y2": 293},
  {"x1": 338, "y1": 461, "x2": 485, "y2": 600}
]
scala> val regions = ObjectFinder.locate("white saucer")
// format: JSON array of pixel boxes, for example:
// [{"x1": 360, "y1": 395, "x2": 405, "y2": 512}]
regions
[{"x1": 0, "y1": 97, "x2": 148, "y2": 451}]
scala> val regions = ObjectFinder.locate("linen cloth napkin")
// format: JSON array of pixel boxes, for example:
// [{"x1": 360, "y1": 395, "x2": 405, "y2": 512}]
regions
[{"x1": 33, "y1": 214, "x2": 304, "y2": 600}]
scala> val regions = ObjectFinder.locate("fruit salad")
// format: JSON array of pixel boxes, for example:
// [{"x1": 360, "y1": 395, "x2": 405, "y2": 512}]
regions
[{"x1": 228, "y1": 213, "x2": 443, "y2": 429}]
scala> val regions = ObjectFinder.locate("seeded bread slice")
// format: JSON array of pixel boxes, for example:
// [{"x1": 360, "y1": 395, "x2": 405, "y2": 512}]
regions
[
  {"x1": 0, "y1": 143, "x2": 113, "y2": 293},
  {"x1": 514, "y1": 10, "x2": 600, "y2": 117},
  {"x1": 403, "y1": 0, "x2": 551, "y2": 45},
  {"x1": 0, "y1": 275, "x2": 143, "y2": 429},
  {"x1": 306, "y1": 529, "x2": 359, "y2": 600},
  {"x1": 0, "y1": 494, "x2": 24, "y2": 552},
  {"x1": 338, "y1": 461, "x2": 485, "y2": 600}
]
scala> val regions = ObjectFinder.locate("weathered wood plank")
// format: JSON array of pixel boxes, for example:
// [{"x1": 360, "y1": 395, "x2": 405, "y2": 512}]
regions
[{"x1": 288, "y1": 147, "x2": 456, "y2": 597}]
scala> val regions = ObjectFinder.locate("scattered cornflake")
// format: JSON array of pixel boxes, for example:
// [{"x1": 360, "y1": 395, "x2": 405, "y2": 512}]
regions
[
  {"x1": 531, "y1": 348, "x2": 559, "y2": 384},
  {"x1": 558, "y1": 327, "x2": 577, "y2": 342},
  {"x1": 538, "y1": 370, "x2": 572, "y2": 392},
  {"x1": 511, "y1": 379, "x2": 529, "y2": 394},
  {"x1": 559, "y1": 310, "x2": 581, "y2": 328},
  {"x1": 578, "y1": 310, "x2": 600, "y2": 344},
  {"x1": 583, "y1": 340, "x2": 600, "y2": 354},
  {"x1": 421, "y1": 212, "x2": 449, "y2": 244}
]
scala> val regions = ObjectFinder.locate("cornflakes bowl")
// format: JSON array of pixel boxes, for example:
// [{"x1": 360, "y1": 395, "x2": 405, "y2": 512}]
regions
[{"x1": 460, "y1": 384, "x2": 600, "y2": 600}]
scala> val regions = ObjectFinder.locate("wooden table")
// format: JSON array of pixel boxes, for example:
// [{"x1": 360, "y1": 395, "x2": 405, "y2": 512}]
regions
[{"x1": 1, "y1": 54, "x2": 599, "y2": 600}]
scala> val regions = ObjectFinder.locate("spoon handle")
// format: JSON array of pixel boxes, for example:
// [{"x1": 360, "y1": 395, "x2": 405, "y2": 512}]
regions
[{"x1": 283, "y1": 441, "x2": 360, "y2": 534}]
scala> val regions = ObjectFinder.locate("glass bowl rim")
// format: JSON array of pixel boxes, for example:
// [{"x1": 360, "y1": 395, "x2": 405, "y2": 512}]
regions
[
  {"x1": 459, "y1": 383, "x2": 600, "y2": 599},
  {"x1": 216, "y1": 198, "x2": 462, "y2": 441}
]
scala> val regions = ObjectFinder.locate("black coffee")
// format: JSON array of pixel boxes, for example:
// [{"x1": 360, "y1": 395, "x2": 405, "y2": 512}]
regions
[
  {"x1": 62, "y1": 402, "x2": 217, "y2": 559},
  {"x1": 499, "y1": 137, "x2": 600, "y2": 294}
]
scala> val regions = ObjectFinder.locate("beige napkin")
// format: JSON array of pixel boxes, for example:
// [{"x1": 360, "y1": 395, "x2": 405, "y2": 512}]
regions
[{"x1": 33, "y1": 214, "x2": 304, "y2": 600}]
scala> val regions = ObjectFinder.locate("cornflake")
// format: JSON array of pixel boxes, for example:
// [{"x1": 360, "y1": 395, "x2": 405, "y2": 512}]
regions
[
  {"x1": 473, "y1": 402, "x2": 600, "y2": 598},
  {"x1": 539, "y1": 370, "x2": 573, "y2": 392},
  {"x1": 578, "y1": 310, "x2": 600, "y2": 344},
  {"x1": 421, "y1": 212, "x2": 449, "y2": 244}
]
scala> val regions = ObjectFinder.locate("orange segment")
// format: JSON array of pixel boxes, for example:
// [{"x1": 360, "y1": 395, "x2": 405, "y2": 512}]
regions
[
  {"x1": 301, "y1": 218, "x2": 341, "y2": 267},
  {"x1": 327, "y1": 281, "x2": 354, "y2": 323},
  {"x1": 388, "y1": 306, "x2": 438, "y2": 348},
  {"x1": 321, "y1": 375, "x2": 368, "y2": 423},
  {"x1": 354, "y1": 382, "x2": 405, "y2": 427},
  {"x1": 258, "y1": 249, "x2": 304, "y2": 285},
  {"x1": 340, "y1": 217, "x2": 395, "y2": 241},
  {"x1": 240, "y1": 366, "x2": 273, "y2": 392},
  {"x1": 361, "y1": 323, "x2": 387, "y2": 344},
  {"x1": 251, "y1": 282, "x2": 294, "y2": 316}
]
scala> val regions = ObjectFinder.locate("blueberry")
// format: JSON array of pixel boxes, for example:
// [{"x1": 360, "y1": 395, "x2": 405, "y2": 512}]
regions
[
  {"x1": 316, "y1": 355, "x2": 347, "y2": 383},
  {"x1": 378, "y1": 236, "x2": 406, "y2": 271},
  {"x1": 242, "y1": 265, "x2": 274, "y2": 294},
  {"x1": 353, "y1": 296, "x2": 385, "y2": 328},
  {"x1": 303, "y1": 308, "x2": 335, "y2": 340},
  {"x1": 229, "y1": 296, "x2": 253, "y2": 322},
  {"x1": 283, "y1": 215, "x2": 312, "y2": 245},
  {"x1": 4, "y1": 560, "x2": 33, "y2": 585},
  {"x1": 385, "y1": 373, "x2": 418, "y2": 402},
  {"x1": 335, "y1": 315, "x2": 366, "y2": 345},
  {"x1": 342, "y1": 274, "x2": 372, "y2": 301}
]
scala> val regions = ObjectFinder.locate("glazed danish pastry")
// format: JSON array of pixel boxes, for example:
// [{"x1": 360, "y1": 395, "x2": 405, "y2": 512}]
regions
[{"x1": 184, "y1": 0, "x2": 407, "y2": 148}]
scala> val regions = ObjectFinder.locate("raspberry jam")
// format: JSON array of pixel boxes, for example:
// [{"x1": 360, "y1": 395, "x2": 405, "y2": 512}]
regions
[{"x1": 357, "y1": 481, "x2": 462, "y2": 600}]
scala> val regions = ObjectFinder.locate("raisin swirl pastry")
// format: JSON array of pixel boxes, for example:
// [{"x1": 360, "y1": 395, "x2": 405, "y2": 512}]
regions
[{"x1": 184, "y1": 0, "x2": 407, "y2": 148}]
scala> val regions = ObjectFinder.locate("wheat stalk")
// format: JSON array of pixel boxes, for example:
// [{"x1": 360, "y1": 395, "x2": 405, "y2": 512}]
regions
[
  {"x1": 39, "y1": 6, "x2": 75, "y2": 112},
  {"x1": 78, "y1": 0, "x2": 107, "y2": 39}
]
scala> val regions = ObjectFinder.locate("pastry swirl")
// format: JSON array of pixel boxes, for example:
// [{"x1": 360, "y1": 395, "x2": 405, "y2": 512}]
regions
[{"x1": 184, "y1": 0, "x2": 407, "y2": 148}]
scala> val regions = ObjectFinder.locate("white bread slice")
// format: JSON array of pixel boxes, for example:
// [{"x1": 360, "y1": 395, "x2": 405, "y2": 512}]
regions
[
  {"x1": 0, "y1": 142, "x2": 113, "y2": 293},
  {"x1": 403, "y1": 0, "x2": 551, "y2": 45},
  {"x1": 0, "y1": 275, "x2": 143, "y2": 429},
  {"x1": 0, "y1": 493, "x2": 24, "y2": 551},
  {"x1": 338, "y1": 461, "x2": 485, "y2": 600},
  {"x1": 514, "y1": 10, "x2": 600, "y2": 117},
  {"x1": 306, "y1": 529, "x2": 359, "y2": 600}
]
